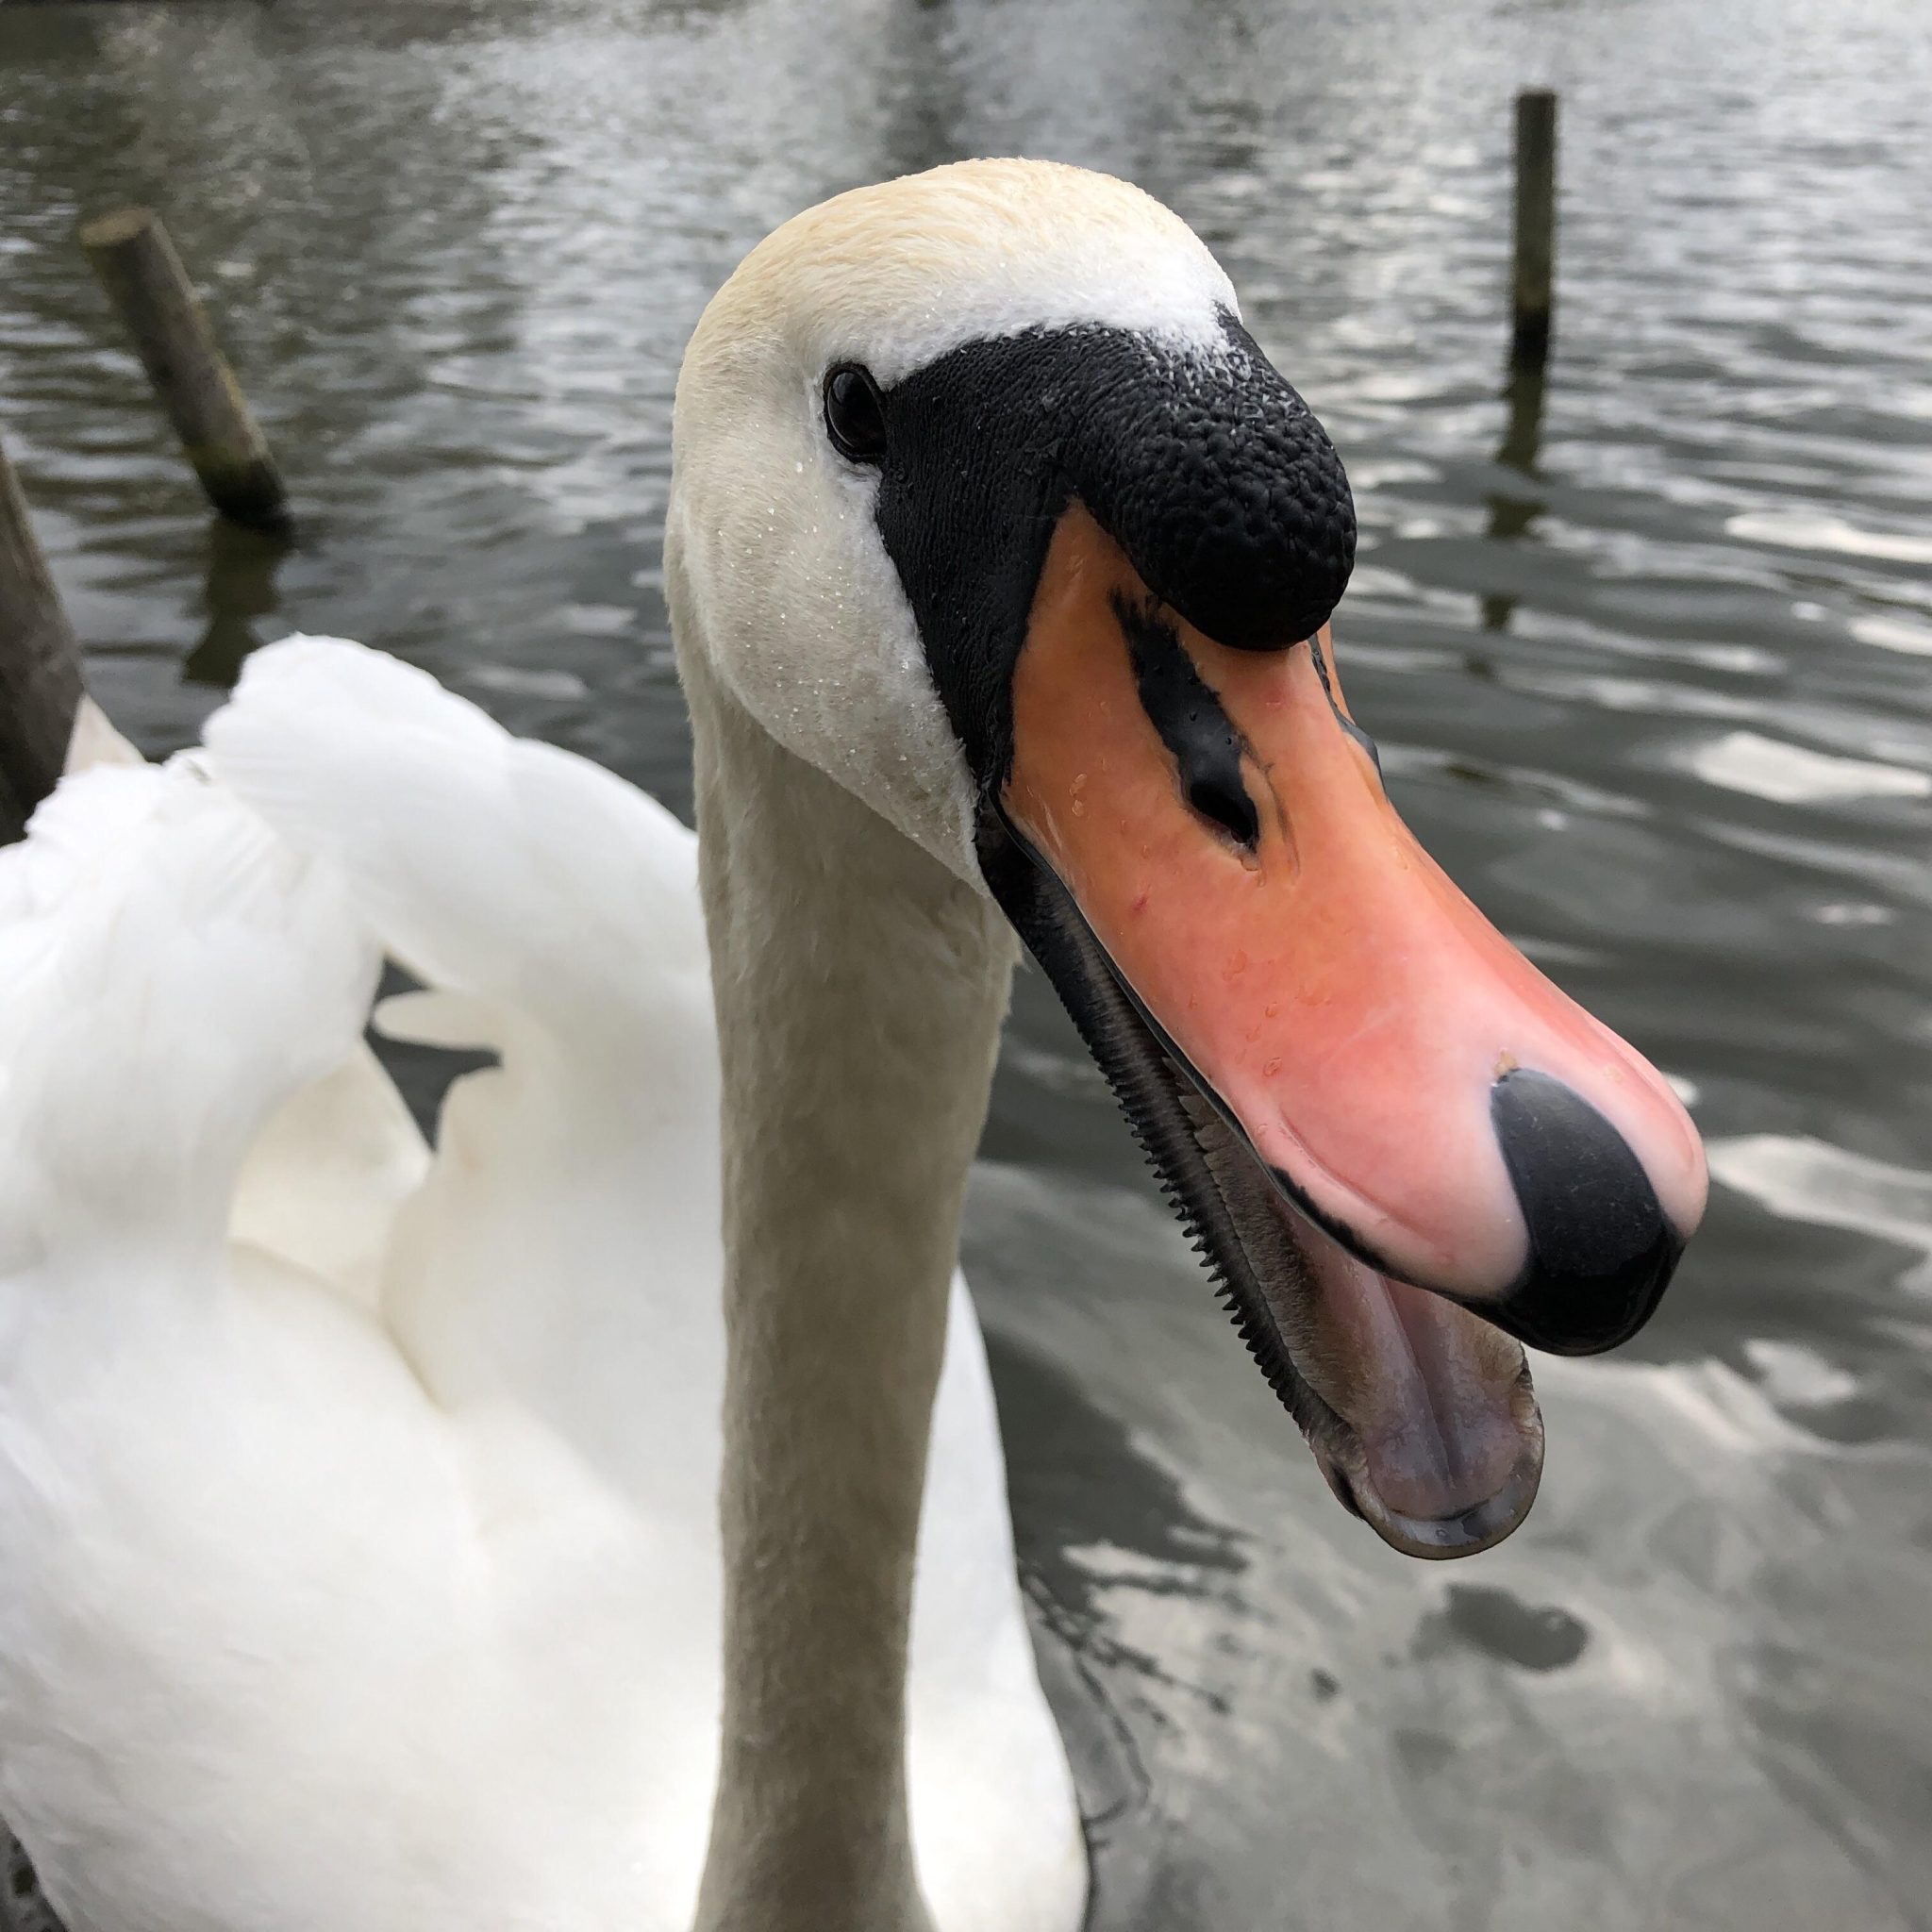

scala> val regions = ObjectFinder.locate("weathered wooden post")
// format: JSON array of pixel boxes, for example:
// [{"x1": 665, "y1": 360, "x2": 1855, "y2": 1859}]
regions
[
  {"x1": 79, "y1": 207, "x2": 290, "y2": 531},
  {"x1": 1510, "y1": 89, "x2": 1557, "y2": 367},
  {"x1": 0, "y1": 429, "x2": 88, "y2": 842}
]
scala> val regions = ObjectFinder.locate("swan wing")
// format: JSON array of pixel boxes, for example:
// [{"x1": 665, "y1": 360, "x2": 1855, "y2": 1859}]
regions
[
  {"x1": 0, "y1": 744, "x2": 692, "y2": 1932},
  {"x1": 0, "y1": 758, "x2": 378, "y2": 1263},
  {"x1": 203, "y1": 637, "x2": 725, "y2": 1505},
  {"x1": 204, "y1": 636, "x2": 708, "y2": 1046}
]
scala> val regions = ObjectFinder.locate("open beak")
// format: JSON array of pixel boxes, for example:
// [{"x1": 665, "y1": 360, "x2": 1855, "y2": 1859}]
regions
[{"x1": 981, "y1": 504, "x2": 1707, "y2": 1557}]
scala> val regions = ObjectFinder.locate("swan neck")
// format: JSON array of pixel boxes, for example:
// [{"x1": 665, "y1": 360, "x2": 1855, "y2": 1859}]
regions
[{"x1": 682, "y1": 643, "x2": 1012, "y2": 1932}]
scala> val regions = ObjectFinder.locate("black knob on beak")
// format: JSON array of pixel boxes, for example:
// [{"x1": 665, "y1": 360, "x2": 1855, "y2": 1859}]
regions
[{"x1": 1063, "y1": 317, "x2": 1356, "y2": 651}]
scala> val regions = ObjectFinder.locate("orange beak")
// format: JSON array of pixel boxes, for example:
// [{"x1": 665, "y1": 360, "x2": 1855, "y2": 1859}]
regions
[
  {"x1": 1004, "y1": 498, "x2": 1700, "y2": 1344},
  {"x1": 1006, "y1": 505, "x2": 1706, "y2": 1343},
  {"x1": 996, "y1": 502, "x2": 1707, "y2": 1553},
  {"x1": 994, "y1": 505, "x2": 1707, "y2": 1551}
]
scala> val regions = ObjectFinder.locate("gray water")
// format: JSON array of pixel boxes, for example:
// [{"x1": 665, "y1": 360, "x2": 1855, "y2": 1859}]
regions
[{"x1": 3, "y1": 2, "x2": 1930, "y2": 1925}]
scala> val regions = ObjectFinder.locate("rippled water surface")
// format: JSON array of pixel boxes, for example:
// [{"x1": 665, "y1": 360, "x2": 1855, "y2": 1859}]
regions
[{"x1": 4, "y1": 2, "x2": 1931, "y2": 1925}]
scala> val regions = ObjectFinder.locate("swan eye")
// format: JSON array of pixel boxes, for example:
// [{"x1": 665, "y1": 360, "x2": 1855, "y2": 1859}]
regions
[{"x1": 824, "y1": 364, "x2": 888, "y2": 463}]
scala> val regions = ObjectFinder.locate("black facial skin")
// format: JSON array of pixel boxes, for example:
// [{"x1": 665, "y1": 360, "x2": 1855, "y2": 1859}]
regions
[{"x1": 864, "y1": 310, "x2": 1357, "y2": 790}]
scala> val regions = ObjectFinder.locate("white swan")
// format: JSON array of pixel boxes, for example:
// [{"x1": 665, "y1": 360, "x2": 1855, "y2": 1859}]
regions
[{"x1": 0, "y1": 161, "x2": 1707, "y2": 1932}]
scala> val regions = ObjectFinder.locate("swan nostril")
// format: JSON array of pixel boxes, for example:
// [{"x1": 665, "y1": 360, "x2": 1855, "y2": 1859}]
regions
[
  {"x1": 1186, "y1": 774, "x2": 1259, "y2": 848},
  {"x1": 1111, "y1": 591, "x2": 1259, "y2": 852}
]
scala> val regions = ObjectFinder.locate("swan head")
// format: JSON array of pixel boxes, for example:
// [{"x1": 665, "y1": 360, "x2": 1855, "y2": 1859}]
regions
[{"x1": 670, "y1": 159, "x2": 1707, "y2": 1559}]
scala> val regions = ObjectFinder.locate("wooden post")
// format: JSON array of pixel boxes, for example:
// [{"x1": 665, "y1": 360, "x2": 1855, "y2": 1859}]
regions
[
  {"x1": 0, "y1": 429, "x2": 87, "y2": 843},
  {"x1": 1510, "y1": 89, "x2": 1557, "y2": 367},
  {"x1": 79, "y1": 207, "x2": 290, "y2": 531}
]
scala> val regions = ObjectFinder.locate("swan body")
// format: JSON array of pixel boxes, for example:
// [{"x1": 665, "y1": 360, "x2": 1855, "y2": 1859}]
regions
[
  {"x1": 0, "y1": 641, "x2": 1080, "y2": 1932},
  {"x1": 0, "y1": 158, "x2": 1703, "y2": 1932}
]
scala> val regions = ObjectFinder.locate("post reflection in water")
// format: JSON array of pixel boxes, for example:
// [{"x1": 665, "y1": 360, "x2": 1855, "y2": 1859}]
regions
[
  {"x1": 1482, "y1": 355, "x2": 1549, "y2": 635},
  {"x1": 184, "y1": 518, "x2": 291, "y2": 689}
]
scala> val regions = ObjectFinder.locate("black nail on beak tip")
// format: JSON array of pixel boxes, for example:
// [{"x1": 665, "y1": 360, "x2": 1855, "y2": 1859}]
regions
[{"x1": 1487, "y1": 1069, "x2": 1682, "y2": 1357}]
